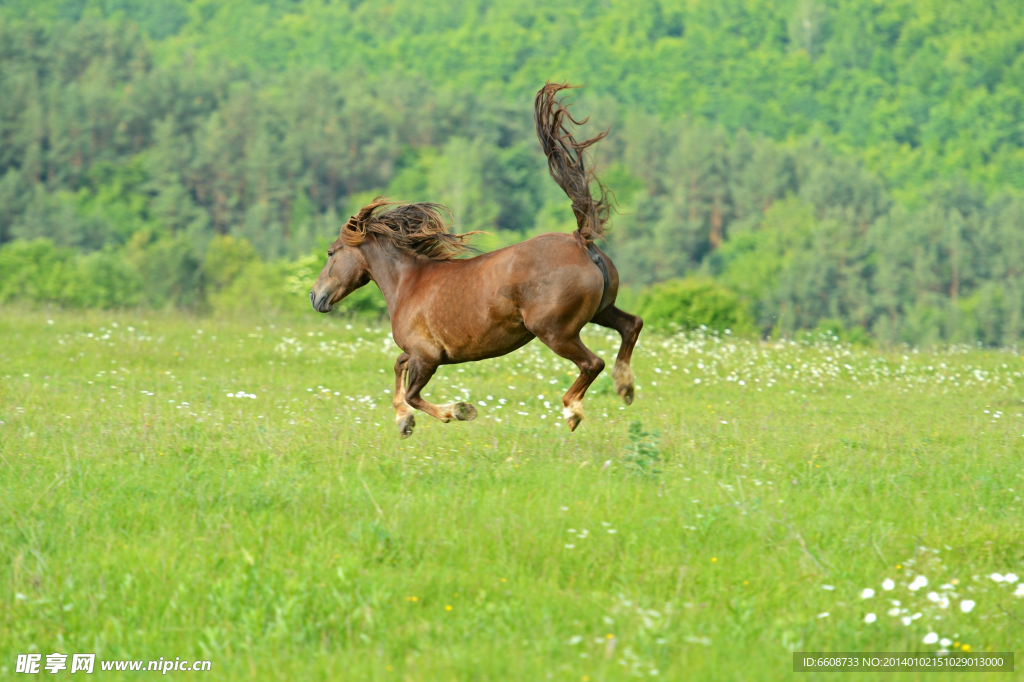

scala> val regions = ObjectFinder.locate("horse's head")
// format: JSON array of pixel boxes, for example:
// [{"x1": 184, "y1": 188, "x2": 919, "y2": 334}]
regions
[{"x1": 310, "y1": 236, "x2": 371, "y2": 313}]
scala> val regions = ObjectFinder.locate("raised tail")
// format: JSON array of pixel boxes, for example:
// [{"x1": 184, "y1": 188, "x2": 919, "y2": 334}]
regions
[{"x1": 534, "y1": 82, "x2": 611, "y2": 244}]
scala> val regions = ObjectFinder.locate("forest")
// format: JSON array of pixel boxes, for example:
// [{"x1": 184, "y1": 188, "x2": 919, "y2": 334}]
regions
[{"x1": 2, "y1": 0, "x2": 1024, "y2": 345}]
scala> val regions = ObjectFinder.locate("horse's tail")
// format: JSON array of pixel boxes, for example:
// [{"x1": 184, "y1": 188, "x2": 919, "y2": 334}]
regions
[{"x1": 534, "y1": 82, "x2": 611, "y2": 245}]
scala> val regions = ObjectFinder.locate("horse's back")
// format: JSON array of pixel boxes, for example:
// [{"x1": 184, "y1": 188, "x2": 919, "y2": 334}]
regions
[
  {"x1": 501, "y1": 232, "x2": 619, "y2": 314},
  {"x1": 480, "y1": 232, "x2": 617, "y2": 324}
]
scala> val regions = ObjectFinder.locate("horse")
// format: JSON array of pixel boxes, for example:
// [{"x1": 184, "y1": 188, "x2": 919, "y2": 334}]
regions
[{"x1": 310, "y1": 83, "x2": 643, "y2": 438}]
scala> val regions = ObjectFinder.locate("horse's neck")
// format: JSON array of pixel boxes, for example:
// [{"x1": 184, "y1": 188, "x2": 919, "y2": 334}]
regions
[{"x1": 361, "y1": 236, "x2": 425, "y2": 313}]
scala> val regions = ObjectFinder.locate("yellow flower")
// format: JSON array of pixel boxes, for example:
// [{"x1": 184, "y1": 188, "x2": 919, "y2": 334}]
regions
[
  {"x1": 961, "y1": 644, "x2": 971, "y2": 652},
  {"x1": 445, "y1": 605, "x2": 452, "y2": 611},
  {"x1": 712, "y1": 557, "x2": 718, "y2": 562},
  {"x1": 606, "y1": 633, "x2": 614, "y2": 639}
]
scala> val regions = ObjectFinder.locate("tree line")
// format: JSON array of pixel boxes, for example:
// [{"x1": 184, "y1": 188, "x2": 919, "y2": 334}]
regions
[{"x1": 1, "y1": 2, "x2": 1023, "y2": 345}]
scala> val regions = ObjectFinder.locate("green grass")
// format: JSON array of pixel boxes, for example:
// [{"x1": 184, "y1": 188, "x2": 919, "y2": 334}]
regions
[{"x1": 1, "y1": 307, "x2": 1022, "y2": 681}]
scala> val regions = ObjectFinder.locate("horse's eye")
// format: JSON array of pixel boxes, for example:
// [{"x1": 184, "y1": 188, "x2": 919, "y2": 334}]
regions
[{"x1": 327, "y1": 251, "x2": 334, "y2": 257}]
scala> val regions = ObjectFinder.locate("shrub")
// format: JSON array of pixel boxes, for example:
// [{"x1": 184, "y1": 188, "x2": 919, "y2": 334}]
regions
[
  {"x1": 75, "y1": 249, "x2": 142, "y2": 308},
  {"x1": 0, "y1": 236, "x2": 386, "y2": 319},
  {"x1": 957, "y1": 284, "x2": 1009, "y2": 347},
  {"x1": 209, "y1": 259, "x2": 295, "y2": 316},
  {"x1": 126, "y1": 232, "x2": 204, "y2": 309},
  {"x1": 635, "y1": 278, "x2": 753, "y2": 334},
  {"x1": 204, "y1": 235, "x2": 258, "y2": 293},
  {"x1": 0, "y1": 239, "x2": 78, "y2": 304},
  {"x1": 0, "y1": 239, "x2": 144, "y2": 309},
  {"x1": 796, "y1": 318, "x2": 873, "y2": 346}
]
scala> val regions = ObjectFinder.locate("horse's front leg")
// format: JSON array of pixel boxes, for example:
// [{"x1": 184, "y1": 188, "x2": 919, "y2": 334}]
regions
[
  {"x1": 402, "y1": 356, "x2": 477, "y2": 433},
  {"x1": 393, "y1": 352, "x2": 416, "y2": 438}
]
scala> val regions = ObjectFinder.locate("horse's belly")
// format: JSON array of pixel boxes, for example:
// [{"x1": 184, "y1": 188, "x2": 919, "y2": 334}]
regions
[{"x1": 441, "y1": 321, "x2": 534, "y2": 363}]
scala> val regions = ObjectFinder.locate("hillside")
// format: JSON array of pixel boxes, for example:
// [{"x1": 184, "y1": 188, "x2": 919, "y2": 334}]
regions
[{"x1": 2, "y1": 0, "x2": 1024, "y2": 343}]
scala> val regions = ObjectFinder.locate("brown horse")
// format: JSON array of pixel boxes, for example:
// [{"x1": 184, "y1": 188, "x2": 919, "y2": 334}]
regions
[{"x1": 311, "y1": 83, "x2": 643, "y2": 437}]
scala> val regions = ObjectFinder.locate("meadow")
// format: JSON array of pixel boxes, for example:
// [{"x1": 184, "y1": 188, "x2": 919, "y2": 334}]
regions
[{"x1": 1, "y1": 307, "x2": 1022, "y2": 680}]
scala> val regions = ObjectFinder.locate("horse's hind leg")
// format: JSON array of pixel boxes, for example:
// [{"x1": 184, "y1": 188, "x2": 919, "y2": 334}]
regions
[
  {"x1": 402, "y1": 356, "x2": 477, "y2": 428},
  {"x1": 534, "y1": 333, "x2": 605, "y2": 432},
  {"x1": 591, "y1": 305, "x2": 643, "y2": 405},
  {"x1": 393, "y1": 352, "x2": 416, "y2": 438}
]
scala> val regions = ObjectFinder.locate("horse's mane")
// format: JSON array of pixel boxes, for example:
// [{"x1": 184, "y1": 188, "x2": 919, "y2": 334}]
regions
[
  {"x1": 340, "y1": 197, "x2": 479, "y2": 261},
  {"x1": 534, "y1": 82, "x2": 611, "y2": 244}
]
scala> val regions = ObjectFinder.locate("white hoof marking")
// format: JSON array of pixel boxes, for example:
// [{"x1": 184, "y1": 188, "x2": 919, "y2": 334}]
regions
[{"x1": 563, "y1": 400, "x2": 585, "y2": 431}]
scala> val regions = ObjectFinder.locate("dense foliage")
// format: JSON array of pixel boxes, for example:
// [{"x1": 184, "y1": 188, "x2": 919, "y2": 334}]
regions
[{"x1": 2, "y1": 0, "x2": 1024, "y2": 344}]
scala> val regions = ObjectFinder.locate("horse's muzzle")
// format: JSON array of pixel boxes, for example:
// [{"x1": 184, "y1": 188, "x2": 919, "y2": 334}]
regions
[{"x1": 310, "y1": 291, "x2": 332, "y2": 313}]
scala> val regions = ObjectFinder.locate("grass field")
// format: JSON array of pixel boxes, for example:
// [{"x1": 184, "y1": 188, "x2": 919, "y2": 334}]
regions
[{"x1": 1, "y1": 307, "x2": 1022, "y2": 680}]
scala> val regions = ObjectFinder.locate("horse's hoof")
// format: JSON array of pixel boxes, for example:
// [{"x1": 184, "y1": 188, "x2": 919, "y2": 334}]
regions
[
  {"x1": 613, "y1": 362, "x2": 635, "y2": 406},
  {"x1": 563, "y1": 403, "x2": 584, "y2": 432},
  {"x1": 453, "y1": 402, "x2": 477, "y2": 421},
  {"x1": 398, "y1": 414, "x2": 416, "y2": 438}
]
